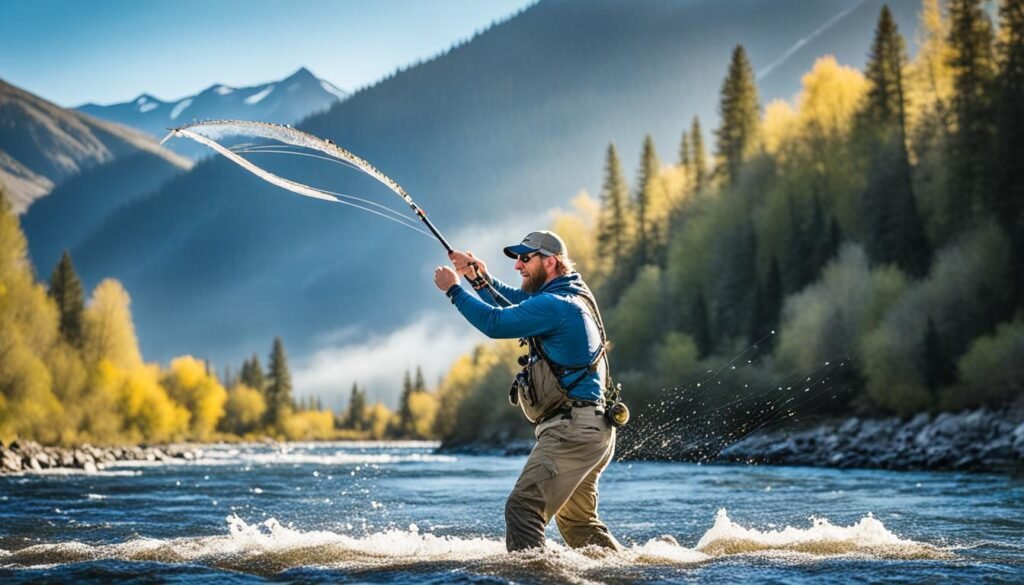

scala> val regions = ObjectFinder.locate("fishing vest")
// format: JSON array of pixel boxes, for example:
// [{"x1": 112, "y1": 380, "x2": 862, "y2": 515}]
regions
[{"x1": 511, "y1": 290, "x2": 611, "y2": 424}]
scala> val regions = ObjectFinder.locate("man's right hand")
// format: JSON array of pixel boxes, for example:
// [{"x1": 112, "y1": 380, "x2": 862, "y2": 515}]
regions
[{"x1": 448, "y1": 250, "x2": 488, "y2": 280}]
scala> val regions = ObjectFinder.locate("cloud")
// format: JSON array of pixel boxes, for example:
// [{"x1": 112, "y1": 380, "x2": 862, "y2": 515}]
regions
[
  {"x1": 294, "y1": 204, "x2": 579, "y2": 411},
  {"x1": 293, "y1": 311, "x2": 481, "y2": 410}
]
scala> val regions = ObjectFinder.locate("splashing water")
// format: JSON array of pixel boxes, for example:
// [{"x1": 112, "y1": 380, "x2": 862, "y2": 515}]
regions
[
  {"x1": 618, "y1": 333, "x2": 861, "y2": 462},
  {"x1": 1, "y1": 442, "x2": 1016, "y2": 583},
  {"x1": 0, "y1": 509, "x2": 946, "y2": 579}
]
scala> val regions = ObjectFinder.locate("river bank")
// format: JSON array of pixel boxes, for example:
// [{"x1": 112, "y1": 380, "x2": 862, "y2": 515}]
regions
[
  {"x1": 6, "y1": 408, "x2": 1022, "y2": 474},
  {"x1": 717, "y1": 408, "x2": 1024, "y2": 472},
  {"x1": 0, "y1": 441, "x2": 202, "y2": 474},
  {"x1": 440, "y1": 408, "x2": 1024, "y2": 473}
]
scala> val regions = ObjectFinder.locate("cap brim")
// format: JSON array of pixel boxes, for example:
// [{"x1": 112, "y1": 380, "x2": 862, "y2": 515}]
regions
[{"x1": 503, "y1": 243, "x2": 538, "y2": 259}]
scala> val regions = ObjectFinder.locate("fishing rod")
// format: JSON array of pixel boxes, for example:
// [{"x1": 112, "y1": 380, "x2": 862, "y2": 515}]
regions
[{"x1": 162, "y1": 120, "x2": 510, "y2": 306}]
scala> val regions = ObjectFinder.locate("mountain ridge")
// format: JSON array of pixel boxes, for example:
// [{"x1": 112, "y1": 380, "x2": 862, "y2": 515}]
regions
[
  {"x1": 77, "y1": 67, "x2": 348, "y2": 159},
  {"x1": 30, "y1": 0, "x2": 922, "y2": 404},
  {"x1": 0, "y1": 78, "x2": 191, "y2": 213}
]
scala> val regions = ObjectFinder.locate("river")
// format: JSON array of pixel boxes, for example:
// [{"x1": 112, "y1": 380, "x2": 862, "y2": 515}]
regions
[{"x1": 1, "y1": 441, "x2": 1021, "y2": 583}]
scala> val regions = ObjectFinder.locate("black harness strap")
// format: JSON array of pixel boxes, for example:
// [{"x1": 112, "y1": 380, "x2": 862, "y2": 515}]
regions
[{"x1": 529, "y1": 288, "x2": 611, "y2": 395}]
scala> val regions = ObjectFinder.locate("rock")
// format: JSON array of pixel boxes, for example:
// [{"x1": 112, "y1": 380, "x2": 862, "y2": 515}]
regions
[
  {"x1": 83, "y1": 461, "x2": 98, "y2": 474},
  {"x1": 838, "y1": 417, "x2": 860, "y2": 435},
  {"x1": 906, "y1": 412, "x2": 931, "y2": 431},
  {"x1": 932, "y1": 412, "x2": 961, "y2": 438},
  {"x1": 2, "y1": 450, "x2": 23, "y2": 472},
  {"x1": 1012, "y1": 423, "x2": 1024, "y2": 446}
]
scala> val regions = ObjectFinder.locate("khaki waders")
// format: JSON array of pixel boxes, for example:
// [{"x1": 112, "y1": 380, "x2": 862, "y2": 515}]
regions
[{"x1": 505, "y1": 405, "x2": 621, "y2": 552}]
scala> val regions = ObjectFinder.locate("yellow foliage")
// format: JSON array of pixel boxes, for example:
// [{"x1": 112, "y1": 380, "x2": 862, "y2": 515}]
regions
[
  {"x1": 45, "y1": 342, "x2": 89, "y2": 444},
  {"x1": 222, "y1": 384, "x2": 267, "y2": 435},
  {"x1": 795, "y1": 56, "x2": 867, "y2": 145},
  {"x1": 92, "y1": 360, "x2": 189, "y2": 443},
  {"x1": 281, "y1": 409, "x2": 335, "y2": 440},
  {"x1": 759, "y1": 56, "x2": 866, "y2": 162},
  {"x1": 906, "y1": 0, "x2": 954, "y2": 135},
  {"x1": 761, "y1": 99, "x2": 799, "y2": 159},
  {"x1": 0, "y1": 337, "x2": 62, "y2": 444},
  {"x1": 550, "y1": 191, "x2": 600, "y2": 278},
  {"x1": 365, "y1": 403, "x2": 395, "y2": 439},
  {"x1": 162, "y1": 356, "x2": 228, "y2": 440},
  {"x1": 407, "y1": 391, "x2": 439, "y2": 439},
  {"x1": 82, "y1": 279, "x2": 143, "y2": 370},
  {"x1": 0, "y1": 191, "x2": 62, "y2": 443},
  {"x1": 433, "y1": 343, "x2": 504, "y2": 438}
]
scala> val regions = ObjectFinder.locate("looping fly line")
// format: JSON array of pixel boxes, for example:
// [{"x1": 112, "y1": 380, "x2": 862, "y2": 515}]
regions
[{"x1": 162, "y1": 120, "x2": 433, "y2": 239}]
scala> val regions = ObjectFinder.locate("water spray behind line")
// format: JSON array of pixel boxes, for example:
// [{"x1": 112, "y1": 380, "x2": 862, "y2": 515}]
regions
[
  {"x1": 617, "y1": 331, "x2": 858, "y2": 462},
  {"x1": 162, "y1": 120, "x2": 510, "y2": 305}
]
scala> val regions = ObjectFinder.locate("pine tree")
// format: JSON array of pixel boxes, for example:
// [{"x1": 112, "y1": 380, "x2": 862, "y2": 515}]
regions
[
  {"x1": 343, "y1": 383, "x2": 368, "y2": 430},
  {"x1": 690, "y1": 116, "x2": 709, "y2": 194},
  {"x1": 635, "y1": 135, "x2": 661, "y2": 265},
  {"x1": 48, "y1": 251, "x2": 85, "y2": 348},
  {"x1": 862, "y1": 6, "x2": 910, "y2": 132},
  {"x1": 784, "y1": 197, "x2": 812, "y2": 293},
  {"x1": 713, "y1": 219, "x2": 758, "y2": 341},
  {"x1": 947, "y1": 0, "x2": 996, "y2": 227},
  {"x1": 691, "y1": 290, "x2": 713, "y2": 359},
  {"x1": 398, "y1": 369, "x2": 414, "y2": 436},
  {"x1": 679, "y1": 129, "x2": 691, "y2": 169},
  {"x1": 997, "y1": 0, "x2": 1024, "y2": 307},
  {"x1": 859, "y1": 5, "x2": 931, "y2": 277},
  {"x1": 715, "y1": 45, "x2": 761, "y2": 185},
  {"x1": 265, "y1": 337, "x2": 293, "y2": 428},
  {"x1": 596, "y1": 143, "x2": 631, "y2": 286},
  {"x1": 240, "y1": 353, "x2": 266, "y2": 391},
  {"x1": 414, "y1": 365, "x2": 426, "y2": 392},
  {"x1": 996, "y1": 5, "x2": 1024, "y2": 209}
]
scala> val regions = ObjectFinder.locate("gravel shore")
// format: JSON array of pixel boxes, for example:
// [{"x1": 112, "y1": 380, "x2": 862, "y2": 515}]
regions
[{"x1": 0, "y1": 441, "x2": 202, "y2": 474}]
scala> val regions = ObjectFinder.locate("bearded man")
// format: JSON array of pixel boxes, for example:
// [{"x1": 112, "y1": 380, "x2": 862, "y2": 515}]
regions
[{"x1": 433, "y1": 230, "x2": 621, "y2": 552}]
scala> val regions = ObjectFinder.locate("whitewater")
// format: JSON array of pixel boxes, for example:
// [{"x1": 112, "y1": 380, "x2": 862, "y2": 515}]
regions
[{"x1": 1, "y1": 442, "x2": 1020, "y2": 583}]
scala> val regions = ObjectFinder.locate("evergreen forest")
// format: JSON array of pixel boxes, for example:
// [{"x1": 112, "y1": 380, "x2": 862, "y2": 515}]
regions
[{"x1": 433, "y1": 0, "x2": 1024, "y2": 454}]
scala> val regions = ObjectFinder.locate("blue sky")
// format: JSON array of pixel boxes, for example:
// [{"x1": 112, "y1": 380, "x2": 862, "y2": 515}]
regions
[{"x1": 0, "y1": 0, "x2": 531, "y2": 107}]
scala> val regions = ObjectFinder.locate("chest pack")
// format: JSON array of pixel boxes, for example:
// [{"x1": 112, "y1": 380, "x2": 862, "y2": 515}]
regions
[{"x1": 509, "y1": 290, "x2": 626, "y2": 426}]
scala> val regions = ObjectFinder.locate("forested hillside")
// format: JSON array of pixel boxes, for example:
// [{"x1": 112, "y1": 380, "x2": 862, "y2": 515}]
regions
[
  {"x1": 45, "y1": 0, "x2": 921, "y2": 392},
  {"x1": 436, "y1": 0, "x2": 1024, "y2": 453}
]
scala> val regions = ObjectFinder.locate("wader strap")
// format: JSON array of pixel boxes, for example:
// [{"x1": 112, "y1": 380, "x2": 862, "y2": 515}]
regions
[{"x1": 529, "y1": 288, "x2": 610, "y2": 394}]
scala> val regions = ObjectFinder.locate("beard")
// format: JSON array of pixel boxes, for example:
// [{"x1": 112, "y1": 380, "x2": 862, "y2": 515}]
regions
[{"x1": 521, "y1": 263, "x2": 548, "y2": 293}]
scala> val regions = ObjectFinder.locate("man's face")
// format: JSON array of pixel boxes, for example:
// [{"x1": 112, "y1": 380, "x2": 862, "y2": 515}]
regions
[{"x1": 516, "y1": 252, "x2": 548, "y2": 293}]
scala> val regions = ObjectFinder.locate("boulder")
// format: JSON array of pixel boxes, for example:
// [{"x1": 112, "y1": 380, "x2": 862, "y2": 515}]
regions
[{"x1": 2, "y1": 449, "x2": 23, "y2": 472}]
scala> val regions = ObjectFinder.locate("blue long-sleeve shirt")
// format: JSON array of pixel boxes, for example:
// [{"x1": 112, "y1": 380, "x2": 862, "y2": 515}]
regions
[{"x1": 445, "y1": 272, "x2": 606, "y2": 401}]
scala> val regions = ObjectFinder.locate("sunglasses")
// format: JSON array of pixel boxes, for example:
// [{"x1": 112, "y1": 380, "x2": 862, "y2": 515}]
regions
[{"x1": 517, "y1": 252, "x2": 542, "y2": 263}]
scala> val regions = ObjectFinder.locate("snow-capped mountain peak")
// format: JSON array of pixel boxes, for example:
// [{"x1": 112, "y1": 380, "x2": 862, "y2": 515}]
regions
[{"x1": 77, "y1": 68, "x2": 348, "y2": 158}]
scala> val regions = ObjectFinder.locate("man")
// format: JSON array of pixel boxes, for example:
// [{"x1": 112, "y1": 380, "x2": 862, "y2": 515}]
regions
[{"x1": 432, "y1": 230, "x2": 621, "y2": 552}]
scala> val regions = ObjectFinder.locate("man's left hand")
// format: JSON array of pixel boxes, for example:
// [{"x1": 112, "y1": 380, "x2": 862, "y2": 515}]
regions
[{"x1": 434, "y1": 266, "x2": 459, "y2": 291}]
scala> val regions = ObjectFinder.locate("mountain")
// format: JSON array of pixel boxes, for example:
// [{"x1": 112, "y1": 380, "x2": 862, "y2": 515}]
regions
[
  {"x1": 0, "y1": 78, "x2": 191, "y2": 213},
  {"x1": 21, "y1": 151, "x2": 191, "y2": 275},
  {"x1": 42, "y1": 0, "x2": 922, "y2": 404},
  {"x1": 77, "y1": 68, "x2": 348, "y2": 159}
]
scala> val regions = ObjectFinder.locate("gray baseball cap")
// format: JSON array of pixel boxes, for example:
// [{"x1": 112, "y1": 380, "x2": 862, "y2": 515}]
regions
[{"x1": 503, "y1": 230, "x2": 567, "y2": 259}]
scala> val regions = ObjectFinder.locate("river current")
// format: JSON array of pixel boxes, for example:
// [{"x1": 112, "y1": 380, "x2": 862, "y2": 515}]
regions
[{"x1": 1, "y1": 441, "x2": 1021, "y2": 583}]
